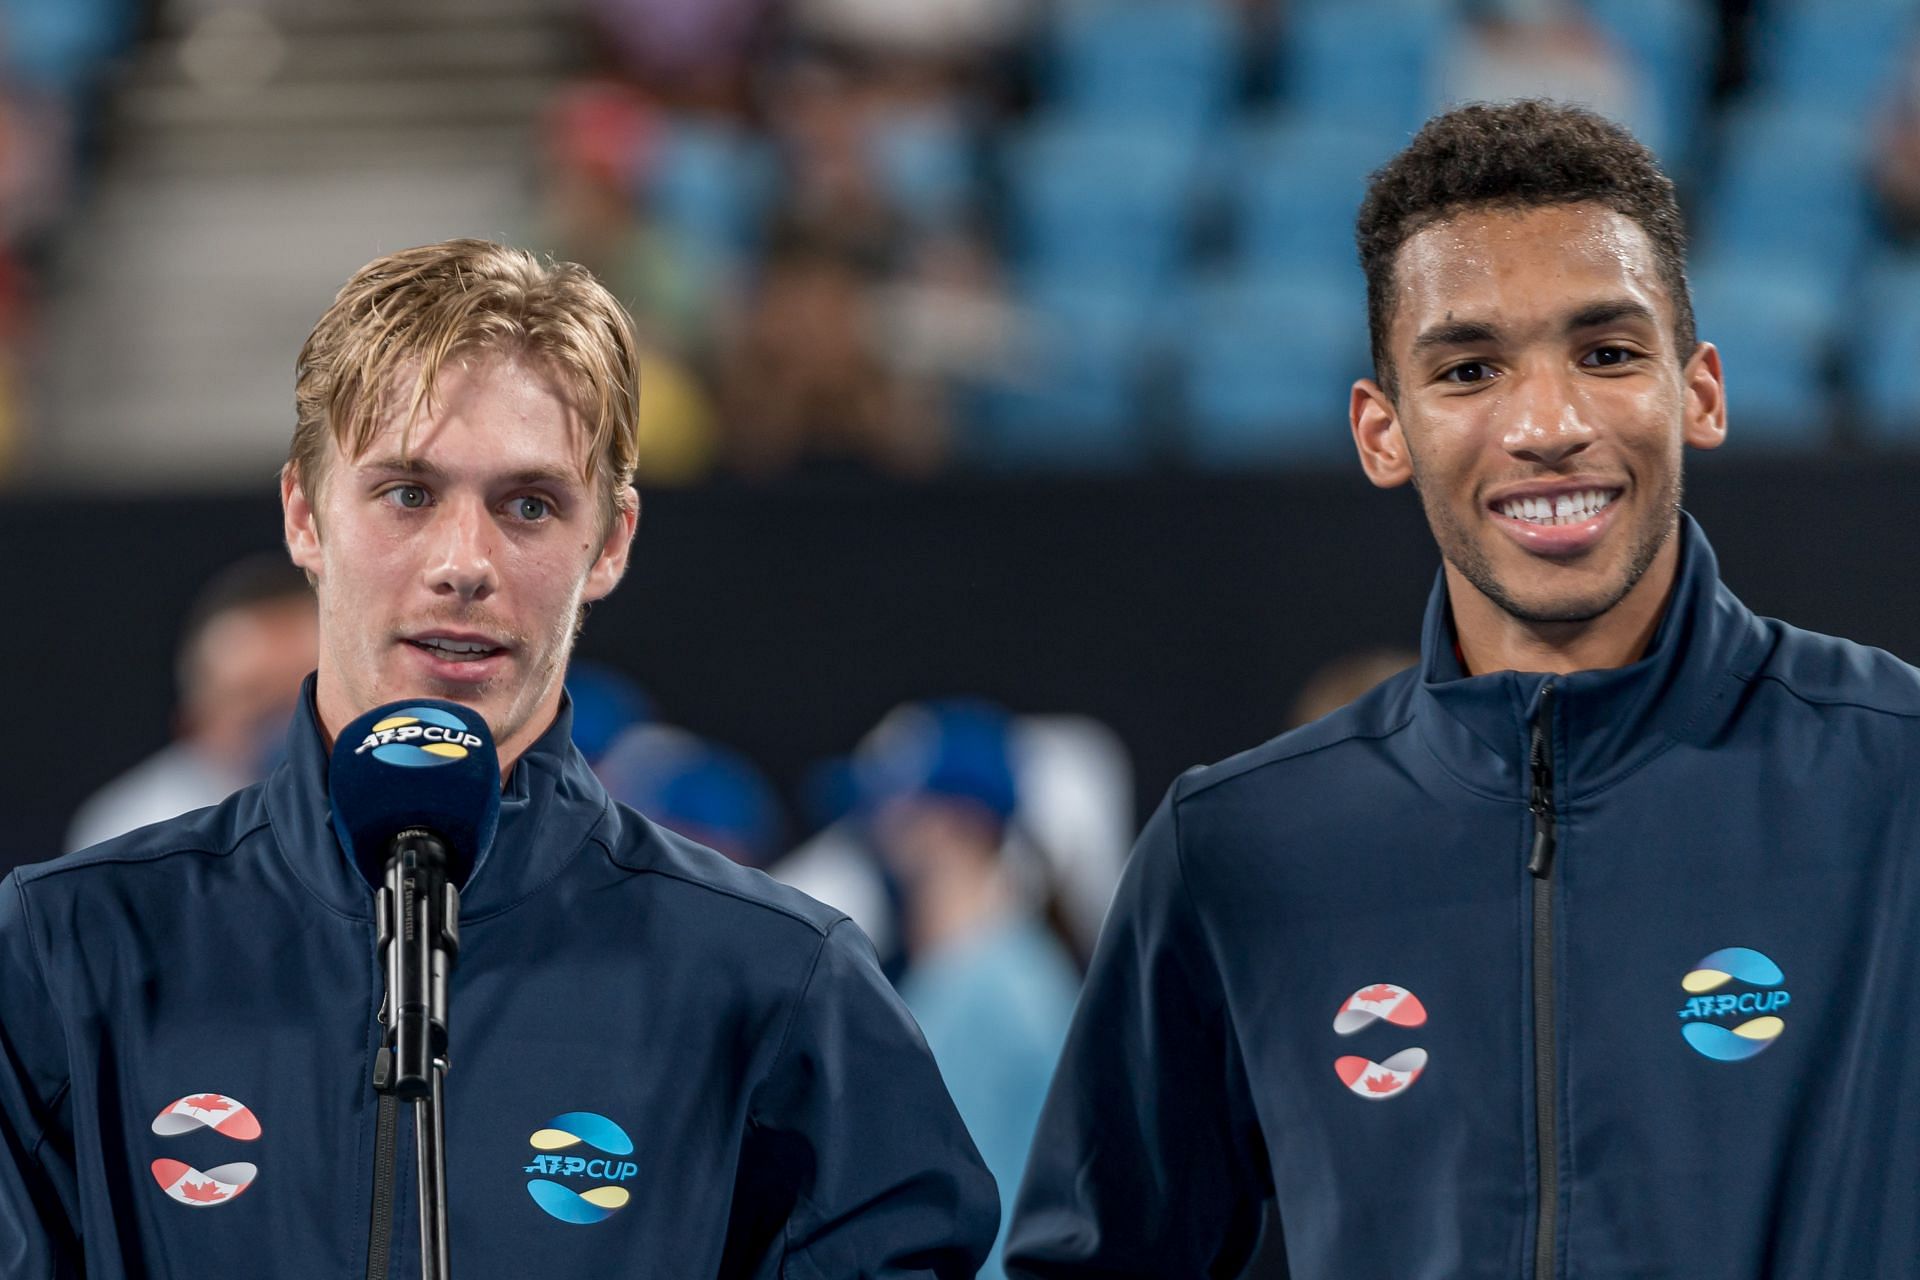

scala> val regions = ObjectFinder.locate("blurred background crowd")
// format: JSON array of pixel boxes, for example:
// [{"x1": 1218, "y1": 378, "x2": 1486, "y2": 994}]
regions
[
  {"x1": 7, "y1": 0, "x2": 1920, "y2": 1274},
  {"x1": 7, "y1": 0, "x2": 1920, "y2": 486}
]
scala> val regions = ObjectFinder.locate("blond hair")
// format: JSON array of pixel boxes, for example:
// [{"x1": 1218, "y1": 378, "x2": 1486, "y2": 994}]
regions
[{"x1": 290, "y1": 239, "x2": 640, "y2": 520}]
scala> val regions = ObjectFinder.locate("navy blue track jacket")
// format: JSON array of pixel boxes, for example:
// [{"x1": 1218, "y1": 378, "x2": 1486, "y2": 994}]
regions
[
  {"x1": 1006, "y1": 515, "x2": 1920, "y2": 1279},
  {"x1": 1, "y1": 691, "x2": 998, "y2": 1279}
]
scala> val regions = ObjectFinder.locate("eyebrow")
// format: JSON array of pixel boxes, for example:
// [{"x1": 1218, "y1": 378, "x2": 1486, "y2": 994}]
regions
[
  {"x1": 358, "y1": 455, "x2": 583, "y2": 492},
  {"x1": 1411, "y1": 298, "x2": 1662, "y2": 357},
  {"x1": 1566, "y1": 298, "x2": 1659, "y2": 332}
]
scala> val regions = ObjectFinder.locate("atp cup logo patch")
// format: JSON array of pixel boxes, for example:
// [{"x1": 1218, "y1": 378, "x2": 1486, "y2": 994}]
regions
[
  {"x1": 1332, "y1": 983, "x2": 1430, "y2": 1100},
  {"x1": 355, "y1": 706, "x2": 485, "y2": 767},
  {"x1": 524, "y1": 1112, "x2": 639, "y2": 1224},
  {"x1": 148, "y1": 1093, "x2": 261, "y2": 1207},
  {"x1": 1677, "y1": 947, "x2": 1790, "y2": 1061}
]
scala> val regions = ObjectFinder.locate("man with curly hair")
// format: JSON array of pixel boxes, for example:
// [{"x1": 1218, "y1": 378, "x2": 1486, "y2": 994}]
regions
[{"x1": 1007, "y1": 100, "x2": 1920, "y2": 1278}]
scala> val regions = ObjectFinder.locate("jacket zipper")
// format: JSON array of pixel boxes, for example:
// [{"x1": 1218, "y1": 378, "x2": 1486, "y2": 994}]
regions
[
  {"x1": 367, "y1": 1047, "x2": 399, "y2": 1280},
  {"x1": 1527, "y1": 683, "x2": 1559, "y2": 1280}
]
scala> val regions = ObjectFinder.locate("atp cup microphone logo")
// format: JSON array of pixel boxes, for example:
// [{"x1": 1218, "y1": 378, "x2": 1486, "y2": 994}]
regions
[
  {"x1": 1678, "y1": 947, "x2": 1790, "y2": 1061},
  {"x1": 524, "y1": 1112, "x2": 639, "y2": 1224},
  {"x1": 354, "y1": 705, "x2": 485, "y2": 767}
]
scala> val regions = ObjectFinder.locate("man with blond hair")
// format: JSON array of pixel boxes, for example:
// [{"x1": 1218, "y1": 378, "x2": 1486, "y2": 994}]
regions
[{"x1": 0, "y1": 239, "x2": 997, "y2": 1279}]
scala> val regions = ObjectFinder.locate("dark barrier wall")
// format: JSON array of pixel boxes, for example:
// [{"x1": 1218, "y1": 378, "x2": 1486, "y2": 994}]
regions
[{"x1": 4, "y1": 454, "x2": 1918, "y2": 871}]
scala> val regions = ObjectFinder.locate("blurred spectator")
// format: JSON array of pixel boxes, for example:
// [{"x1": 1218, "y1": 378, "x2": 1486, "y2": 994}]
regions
[
  {"x1": 1436, "y1": 0, "x2": 1648, "y2": 142},
  {"x1": 582, "y1": 0, "x2": 773, "y2": 113},
  {"x1": 595, "y1": 723, "x2": 787, "y2": 868},
  {"x1": 563, "y1": 659, "x2": 655, "y2": 764},
  {"x1": 719, "y1": 230, "x2": 949, "y2": 475},
  {"x1": 66, "y1": 554, "x2": 316, "y2": 851},
  {"x1": 793, "y1": 0, "x2": 1031, "y2": 66},
  {"x1": 861, "y1": 699, "x2": 1080, "y2": 1280},
  {"x1": 1873, "y1": 47, "x2": 1920, "y2": 242},
  {"x1": 1003, "y1": 714, "x2": 1130, "y2": 960},
  {"x1": 1286, "y1": 647, "x2": 1419, "y2": 729}
]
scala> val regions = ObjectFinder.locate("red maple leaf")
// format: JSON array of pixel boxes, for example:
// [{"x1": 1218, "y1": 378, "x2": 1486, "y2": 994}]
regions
[
  {"x1": 180, "y1": 1179, "x2": 228, "y2": 1203},
  {"x1": 182, "y1": 1094, "x2": 230, "y2": 1113},
  {"x1": 1363, "y1": 1072, "x2": 1403, "y2": 1094},
  {"x1": 1356, "y1": 984, "x2": 1399, "y2": 1005}
]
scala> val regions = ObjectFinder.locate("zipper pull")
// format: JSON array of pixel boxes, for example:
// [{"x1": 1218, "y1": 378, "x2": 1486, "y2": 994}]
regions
[{"x1": 1528, "y1": 683, "x2": 1557, "y2": 879}]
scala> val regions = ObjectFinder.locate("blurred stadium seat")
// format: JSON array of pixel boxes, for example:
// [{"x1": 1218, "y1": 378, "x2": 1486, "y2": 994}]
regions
[
  {"x1": 1175, "y1": 270, "x2": 1368, "y2": 466},
  {"x1": 1690, "y1": 257, "x2": 1837, "y2": 446},
  {"x1": 1044, "y1": 0, "x2": 1240, "y2": 134},
  {"x1": 1225, "y1": 116, "x2": 1398, "y2": 273},
  {"x1": 1698, "y1": 104, "x2": 1871, "y2": 292},
  {"x1": 1003, "y1": 116, "x2": 1203, "y2": 298},
  {"x1": 1278, "y1": 0, "x2": 1452, "y2": 140},
  {"x1": 964, "y1": 279, "x2": 1158, "y2": 467},
  {"x1": 1851, "y1": 248, "x2": 1920, "y2": 444}
]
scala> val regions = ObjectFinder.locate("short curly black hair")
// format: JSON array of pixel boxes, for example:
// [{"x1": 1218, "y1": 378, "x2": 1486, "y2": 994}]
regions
[{"x1": 1356, "y1": 100, "x2": 1694, "y2": 400}]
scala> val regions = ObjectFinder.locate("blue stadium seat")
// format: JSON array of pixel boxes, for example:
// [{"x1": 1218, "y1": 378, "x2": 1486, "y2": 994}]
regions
[
  {"x1": 1228, "y1": 116, "x2": 1400, "y2": 272},
  {"x1": 961, "y1": 281, "x2": 1159, "y2": 468},
  {"x1": 1850, "y1": 250, "x2": 1920, "y2": 444},
  {"x1": 1689, "y1": 256, "x2": 1838, "y2": 447},
  {"x1": 1174, "y1": 271, "x2": 1372, "y2": 467},
  {"x1": 1045, "y1": 0, "x2": 1241, "y2": 133},
  {"x1": 1003, "y1": 117, "x2": 1203, "y2": 298},
  {"x1": 1697, "y1": 104, "x2": 1871, "y2": 292},
  {"x1": 1278, "y1": 0, "x2": 1454, "y2": 140},
  {"x1": 1584, "y1": 0, "x2": 1715, "y2": 172},
  {"x1": 643, "y1": 118, "x2": 774, "y2": 267},
  {"x1": 1748, "y1": 1, "x2": 1918, "y2": 114}
]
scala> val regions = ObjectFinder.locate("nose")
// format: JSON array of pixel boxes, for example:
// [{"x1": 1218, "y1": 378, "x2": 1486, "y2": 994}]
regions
[
  {"x1": 1500, "y1": 365, "x2": 1595, "y2": 468},
  {"x1": 425, "y1": 496, "x2": 496, "y2": 603}
]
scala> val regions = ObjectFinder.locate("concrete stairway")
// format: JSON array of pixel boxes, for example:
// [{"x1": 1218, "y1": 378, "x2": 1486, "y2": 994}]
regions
[{"x1": 29, "y1": 0, "x2": 578, "y2": 490}]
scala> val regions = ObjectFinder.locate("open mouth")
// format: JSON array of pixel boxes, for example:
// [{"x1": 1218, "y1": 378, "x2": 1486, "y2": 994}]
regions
[
  {"x1": 406, "y1": 636, "x2": 506, "y2": 663},
  {"x1": 1493, "y1": 488, "x2": 1619, "y2": 527}
]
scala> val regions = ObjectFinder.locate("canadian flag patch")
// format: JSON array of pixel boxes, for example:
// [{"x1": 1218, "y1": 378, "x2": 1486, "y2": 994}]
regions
[
  {"x1": 1333, "y1": 1049, "x2": 1429, "y2": 1100},
  {"x1": 150, "y1": 1159, "x2": 257, "y2": 1207},
  {"x1": 150, "y1": 1093, "x2": 261, "y2": 1141},
  {"x1": 1332, "y1": 983, "x2": 1428, "y2": 1035}
]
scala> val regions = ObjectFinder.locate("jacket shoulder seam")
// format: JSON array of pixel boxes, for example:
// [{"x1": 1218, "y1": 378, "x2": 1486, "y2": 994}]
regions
[
  {"x1": 1738, "y1": 669, "x2": 1920, "y2": 718},
  {"x1": 19, "y1": 819, "x2": 261, "y2": 887},
  {"x1": 597, "y1": 833, "x2": 847, "y2": 938},
  {"x1": 1175, "y1": 709, "x2": 1415, "y2": 804}
]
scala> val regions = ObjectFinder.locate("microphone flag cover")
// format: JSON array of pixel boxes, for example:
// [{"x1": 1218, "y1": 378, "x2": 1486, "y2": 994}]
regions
[{"x1": 329, "y1": 698, "x2": 501, "y2": 889}]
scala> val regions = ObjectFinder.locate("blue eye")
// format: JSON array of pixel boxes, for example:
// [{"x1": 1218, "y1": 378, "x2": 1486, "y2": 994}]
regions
[
  {"x1": 512, "y1": 497, "x2": 552, "y2": 521},
  {"x1": 385, "y1": 485, "x2": 429, "y2": 509}
]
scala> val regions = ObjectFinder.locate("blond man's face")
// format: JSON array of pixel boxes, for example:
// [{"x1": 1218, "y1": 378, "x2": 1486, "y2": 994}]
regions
[{"x1": 282, "y1": 352, "x2": 637, "y2": 772}]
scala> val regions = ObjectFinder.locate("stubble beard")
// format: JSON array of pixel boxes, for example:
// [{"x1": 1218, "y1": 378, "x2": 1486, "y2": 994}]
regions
[{"x1": 1414, "y1": 464, "x2": 1684, "y2": 627}]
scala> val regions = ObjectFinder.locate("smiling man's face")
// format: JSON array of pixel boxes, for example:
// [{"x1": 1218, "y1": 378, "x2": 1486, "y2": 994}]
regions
[
  {"x1": 1353, "y1": 201, "x2": 1726, "y2": 634},
  {"x1": 282, "y1": 351, "x2": 636, "y2": 771}
]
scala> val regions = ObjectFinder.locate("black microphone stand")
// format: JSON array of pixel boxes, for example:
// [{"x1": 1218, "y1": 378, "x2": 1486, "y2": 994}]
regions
[{"x1": 376, "y1": 829, "x2": 461, "y2": 1280}]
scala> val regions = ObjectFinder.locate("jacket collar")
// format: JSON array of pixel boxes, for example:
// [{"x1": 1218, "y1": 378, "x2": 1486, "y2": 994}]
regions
[
  {"x1": 1411, "y1": 513, "x2": 1771, "y2": 800},
  {"x1": 265, "y1": 681, "x2": 612, "y2": 922}
]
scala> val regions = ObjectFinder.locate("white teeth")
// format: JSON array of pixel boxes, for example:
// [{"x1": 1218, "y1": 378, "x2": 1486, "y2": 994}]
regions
[
  {"x1": 417, "y1": 638, "x2": 495, "y2": 657},
  {"x1": 1497, "y1": 489, "x2": 1616, "y2": 526}
]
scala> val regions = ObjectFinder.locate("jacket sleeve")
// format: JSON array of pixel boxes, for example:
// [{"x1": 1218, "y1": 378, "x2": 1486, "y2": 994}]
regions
[
  {"x1": 0, "y1": 873, "x2": 83, "y2": 1278},
  {"x1": 1003, "y1": 790, "x2": 1271, "y2": 1278},
  {"x1": 743, "y1": 916, "x2": 1000, "y2": 1280}
]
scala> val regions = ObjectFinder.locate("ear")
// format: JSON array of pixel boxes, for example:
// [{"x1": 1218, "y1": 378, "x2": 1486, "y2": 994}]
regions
[
  {"x1": 281, "y1": 464, "x2": 324, "y2": 580},
  {"x1": 582, "y1": 485, "x2": 640, "y2": 603},
  {"x1": 1680, "y1": 341, "x2": 1727, "y2": 452},
  {"x1": 1351, "y1": 378, "x2": 1414, "y2": 488}
]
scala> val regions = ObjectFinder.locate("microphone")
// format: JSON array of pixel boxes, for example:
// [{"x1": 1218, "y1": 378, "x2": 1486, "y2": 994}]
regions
[{"x1": 329, "y1": 699, "x2": 499, "y2": 1098}]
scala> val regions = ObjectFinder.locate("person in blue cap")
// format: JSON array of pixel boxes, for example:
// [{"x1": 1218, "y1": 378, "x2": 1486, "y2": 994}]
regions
[
  {"x1": 862, "y1": 699, "x2": 1082, "y2": 1280},
  {"x1": 1008, "y1": 101, "x2": 1920, "y2": 1278}
]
